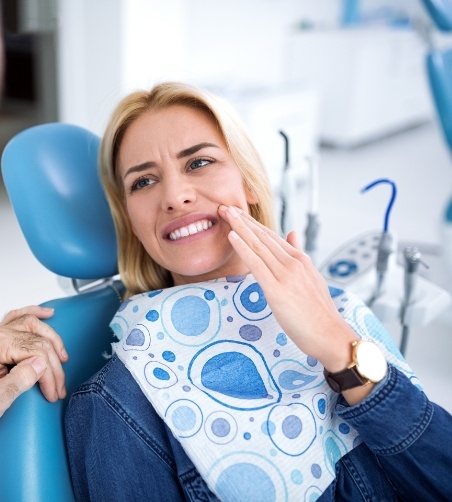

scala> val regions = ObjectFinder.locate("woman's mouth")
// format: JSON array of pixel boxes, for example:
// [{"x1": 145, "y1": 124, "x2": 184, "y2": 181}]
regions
[{"x1": 168, "y1": 219, "x2": 213, "y2": 241}]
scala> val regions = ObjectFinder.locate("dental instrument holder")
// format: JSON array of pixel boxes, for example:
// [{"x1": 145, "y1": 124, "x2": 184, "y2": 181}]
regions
[
  {"x1": 320, "y1": 231, "x2": 450, "y2": 334},
  {"x1": 304, "y1": 155, "x2": 320, "y2": 260},
  {"x1": 279, "y1": 130, "x2": 290, "y2": 236},
  {"x1": 399, "y1": 247, "x2": 429, "y2": 356},
  {"x1": 278, "y1": 130, "x2": 319, "y2": 260},
  {"x1": 368, "y1": 231, "x2": 394, "y2": 306},
  {"x1": 305, "y1": 212, "x2": 320, "y2": 255}
]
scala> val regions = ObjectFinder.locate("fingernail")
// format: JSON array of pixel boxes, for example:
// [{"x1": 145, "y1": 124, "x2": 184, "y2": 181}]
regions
[
  {"x1": 61, "y1": 348, "x2": 69, "y2": 360},
  {"x1": 218, "y1": 204, "x2": 228, "y2": 212},
  {"x1": 42, "y1": 307, "x2": 54, "y2": 312},
  {"x1": 229, "y1": 230, "x2": 240, "y2": 240},
  {"x1": 31, "y1": 356, "x2": 47, "y2": 376}
]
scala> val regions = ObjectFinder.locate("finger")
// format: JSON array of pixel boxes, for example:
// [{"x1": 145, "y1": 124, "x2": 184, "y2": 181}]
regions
[
  {"x1": 222, "y1": 207, "x2": 330, "y2": 298},
  {"x1": 242, "y1": 211, "x2": 308, "y2": 257},
  {"x1": 286, "y1": 231, "x2": 301, "y2": 250},
  {"x1": 1, "y1": 306, "x2": 55, "y2": 326},
  {"x1": 0, "y1": 356, "x2": 47, "y2": 417},
  {"x1": 227, "y1": 230, "x2": 276, "y2": 286},
  {"x1": 5, "y1": 313, "x2": 68, "y2": 362},
  {"x1": 235, "y1": 210, "x2": 315, "y2": 274},
  {"x1": 220, "y1": 206, "x2": 304, "y2": 273},
  {"x1": 38, "y1": 339, "x2": 67, "y2": 401},
  {"x1": 220, "y1": 206, "x2": 289, "y2": 277},
  {"x1": 4, "y1": 329, "x2": 67, "y2": 401},
  {"x1": 220, "y1": 205, "x2": 303, "y2": 260}
]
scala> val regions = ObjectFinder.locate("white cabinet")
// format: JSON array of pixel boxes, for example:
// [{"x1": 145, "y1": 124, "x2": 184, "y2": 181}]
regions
[{"x1": 287, "y1": 28, "x2": 434, "y2": 147}]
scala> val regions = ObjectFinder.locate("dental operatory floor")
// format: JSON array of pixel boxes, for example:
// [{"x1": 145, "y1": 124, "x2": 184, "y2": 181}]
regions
[{"x1": 1, "y1": 118, "x2": 452, "y2": 413}]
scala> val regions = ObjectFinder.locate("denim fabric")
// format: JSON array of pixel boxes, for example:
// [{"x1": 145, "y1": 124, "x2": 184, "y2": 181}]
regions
[
  {"x1": 65, "y1": 355, "x2": 452, "y2": 502},
  {"x1": 334, "y1": 365, "x2": 452, "y2": 501},
  {"x1": 65, "y1": 353, "x2": 218, "y2": 502}
]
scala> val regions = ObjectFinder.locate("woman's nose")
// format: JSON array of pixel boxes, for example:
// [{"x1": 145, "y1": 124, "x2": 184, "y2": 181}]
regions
[{"x1": 160, "y1": 175, "x2": 196, "y2": 211}]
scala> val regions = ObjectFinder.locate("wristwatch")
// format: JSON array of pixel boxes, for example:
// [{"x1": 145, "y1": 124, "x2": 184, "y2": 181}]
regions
[{"x1": 323, "y1": 339, "x2": 388, "y2": 393}]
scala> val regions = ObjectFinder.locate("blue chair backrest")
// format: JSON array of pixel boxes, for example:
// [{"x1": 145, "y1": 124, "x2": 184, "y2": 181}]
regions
[
  {"x1": 0, "y1": 123, "x2": 122, "y2": 502},
  {"x1": 420, "y1": 0, "x2": 452, "y2": 152},
  {"x1": 421, "y1": 0, "x2": 452, "y2": 31},
  {"x1": 427, "y1": 48, "x2": 452, "y2": 152}
]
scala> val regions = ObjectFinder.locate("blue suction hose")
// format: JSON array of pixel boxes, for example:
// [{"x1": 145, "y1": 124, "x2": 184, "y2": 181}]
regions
[{"x1": 361, "y1": 178, "x2": 397, "y2": 305}]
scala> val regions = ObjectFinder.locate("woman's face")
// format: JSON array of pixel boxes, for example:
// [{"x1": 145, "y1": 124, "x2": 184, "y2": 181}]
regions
[{"x1": 118, "y1": 105, "x2": 257, "y2": 285}]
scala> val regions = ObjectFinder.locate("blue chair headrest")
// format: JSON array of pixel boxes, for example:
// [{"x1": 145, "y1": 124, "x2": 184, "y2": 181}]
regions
[
  {"x1": 421, "y1": 0, "x2": 452, "y2": 32},
  {"x1": 427, "y1": 49, "x2": 452, "y2": 152},
  {"x1": 1, "y1": 123, "x2": 118, "y2": 279}
]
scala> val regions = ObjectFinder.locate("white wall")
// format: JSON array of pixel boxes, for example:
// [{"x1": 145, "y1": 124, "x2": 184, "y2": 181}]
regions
[
  {"x1": 55, "y1": 0, "x2": 436, "y2": 134},
  {"x1": 55, "y1": 0, "x2": 342, "y2": 135}
]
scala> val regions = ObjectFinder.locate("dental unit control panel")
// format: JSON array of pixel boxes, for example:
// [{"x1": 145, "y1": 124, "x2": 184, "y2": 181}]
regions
[{"x1": 320, "y1": 230, "x2": 389, "y2": 289}]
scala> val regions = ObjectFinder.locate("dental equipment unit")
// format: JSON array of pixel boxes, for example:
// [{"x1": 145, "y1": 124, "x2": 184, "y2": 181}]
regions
[{"x1": 318, "y1": 178, "x2": 450, "y2": 356}]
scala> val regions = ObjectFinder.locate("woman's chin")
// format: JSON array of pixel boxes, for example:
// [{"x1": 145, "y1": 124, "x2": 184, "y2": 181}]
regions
[{"x1": 169, "y1": 256, "x2": 246, "y2": 285}]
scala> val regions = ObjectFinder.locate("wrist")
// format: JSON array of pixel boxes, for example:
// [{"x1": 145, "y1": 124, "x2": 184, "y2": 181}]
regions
[
  {"x1": 315, "y1": 323, "x2": 360, "y2": 373},
  {"x1": 323, "y1": 338, "x2": 388, "y2": 404}
]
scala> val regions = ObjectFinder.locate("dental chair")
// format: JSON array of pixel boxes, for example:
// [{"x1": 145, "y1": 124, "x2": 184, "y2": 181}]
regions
[
  {"x1": 0, "y1": 123, "x2": 122, "y2": 502},
  {"x1": 422, "y1": 0, "x2": 452, "y2": 151},
  {"x1": 420, "y1": 0, "x2": 452, "y2": 268}
]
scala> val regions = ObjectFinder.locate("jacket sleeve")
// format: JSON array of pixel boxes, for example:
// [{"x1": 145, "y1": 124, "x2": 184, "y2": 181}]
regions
[{"x1": 335, "y1": 365, "x2": 452, "y2": 501}]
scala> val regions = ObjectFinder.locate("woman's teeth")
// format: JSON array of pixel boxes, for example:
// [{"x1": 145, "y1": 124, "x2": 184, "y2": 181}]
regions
[{"x1": 169, "y1": 220, "x2": 213, "y2": 241}]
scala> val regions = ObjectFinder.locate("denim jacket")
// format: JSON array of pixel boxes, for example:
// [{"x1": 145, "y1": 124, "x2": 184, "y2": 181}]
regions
[{"x1": 65, "y1": 355, "x2": 452, "y2": 502}]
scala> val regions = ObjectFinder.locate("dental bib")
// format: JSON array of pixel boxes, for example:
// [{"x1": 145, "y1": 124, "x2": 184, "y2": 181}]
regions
[{"x1": 112, "y1": 275, "x2": 416, "y2": 501}]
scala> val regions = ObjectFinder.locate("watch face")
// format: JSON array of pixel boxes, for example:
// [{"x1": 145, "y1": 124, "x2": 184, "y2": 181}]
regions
[{"x1": 355, "y1": 340, "x2": 388, "y2": 382}]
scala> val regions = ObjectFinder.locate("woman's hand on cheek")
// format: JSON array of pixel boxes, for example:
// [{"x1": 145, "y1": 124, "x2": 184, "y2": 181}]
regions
[{"x1": 218, "y1": 205, "x2": 358, "y2": 368}]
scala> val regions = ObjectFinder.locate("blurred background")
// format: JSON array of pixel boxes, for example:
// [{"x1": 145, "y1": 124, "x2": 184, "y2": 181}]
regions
[{"x1": 1, "y1": 0, "x2": 452, "y2": 411}]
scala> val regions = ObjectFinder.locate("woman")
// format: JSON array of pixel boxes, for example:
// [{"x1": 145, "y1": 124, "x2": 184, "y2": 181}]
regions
[{"x1": 65, "y1": 82, "x2": 452, "y2": 501}]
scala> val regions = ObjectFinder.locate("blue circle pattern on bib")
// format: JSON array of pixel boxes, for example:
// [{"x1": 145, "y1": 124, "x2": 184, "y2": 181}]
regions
[{"x1": 112, "y1": 275, "x2": 417, "y2": 501}]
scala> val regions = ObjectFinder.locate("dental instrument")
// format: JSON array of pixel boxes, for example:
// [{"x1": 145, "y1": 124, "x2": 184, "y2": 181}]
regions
[
  {"x1": 399, "y1": 247, "x2": 429, "y2": 356},
  {"x1": 279, "y1": 130, "x2": 290, "y2": 235},
  {"x1": 304, "y1": 155, "x2": 320, "y2": 261},
  {"x1": 361, "y1": 178, "x2": 397, "y2": 306}
]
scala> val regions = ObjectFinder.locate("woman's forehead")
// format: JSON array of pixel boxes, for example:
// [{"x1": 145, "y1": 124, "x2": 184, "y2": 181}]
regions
[
  {"x1": 117, "y1": 105, "x2": 226, "y2": 170},
  {"x1": 129, "y1": 106, "x2": 221, "y2": 143}
]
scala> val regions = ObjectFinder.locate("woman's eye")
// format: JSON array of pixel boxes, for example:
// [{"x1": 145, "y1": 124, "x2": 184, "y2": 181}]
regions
[
  {"x1": 189, "y1": 158, "x2": 212, "y2": 170},
  {"x1": 130, "y1": 177, "x2": 155, "y2": 192}
]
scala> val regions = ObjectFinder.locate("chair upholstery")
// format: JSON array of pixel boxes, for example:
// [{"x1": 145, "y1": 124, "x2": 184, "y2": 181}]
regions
[
  {"x1": 427, "y1": 48, "x2": 452, "y2": 152},
  {"x1": 0, "y1": 123, "x2": 122, "y2": 502},
  {"x1": 421, "y1": 0, "x2": 452, "y2": 230}
]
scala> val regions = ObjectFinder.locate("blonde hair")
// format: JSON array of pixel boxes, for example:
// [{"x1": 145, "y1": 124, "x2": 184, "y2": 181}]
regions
[{"x1": 99, "y1": 81, "x2": 275, "y2": 297}]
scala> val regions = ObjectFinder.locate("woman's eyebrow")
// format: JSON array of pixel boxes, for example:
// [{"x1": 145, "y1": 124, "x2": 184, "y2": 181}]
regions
[
  {"x1": 176, "y1": 142, "x2": 219, "y2": 159},
  {"x1": 123, "y1": 142, "x2": 219, "y2": 180},
  {"x1": 123, "y1": 161, "x2": 156, "y2": 180}
]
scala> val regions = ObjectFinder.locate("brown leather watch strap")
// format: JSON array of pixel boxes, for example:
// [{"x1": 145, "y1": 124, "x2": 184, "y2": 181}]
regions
[{"x1": 323, "y1": 366, "x2": 367, "y2": 393}]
